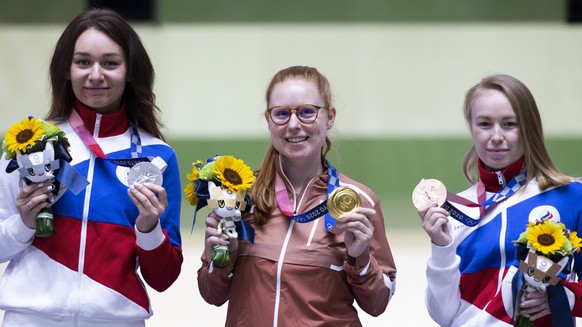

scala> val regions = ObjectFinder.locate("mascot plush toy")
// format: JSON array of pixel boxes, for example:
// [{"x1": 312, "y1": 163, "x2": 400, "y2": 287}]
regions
[
  {"x1": 207, "y1": 180, "x2": 249, "y2": 267},
  {"x1": 508, "y1": 217, "x2": 582, "y2": 327},
  {"x1": 184, "y1": 155, "x2": 255, "y2": 267},
  {"x1": 2, "y1": 116, "x2": 87, "y2": 236}
]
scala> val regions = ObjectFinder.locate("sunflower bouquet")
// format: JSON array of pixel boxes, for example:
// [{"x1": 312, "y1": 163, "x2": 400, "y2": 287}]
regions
[
  {"x1": 512, "y1": 217, "x2": 582, "y2": 327},
  {"x1": 184, "y1": 155, "x2": 255, "y2": 267},
  {"x1": 2, "y1": 116, "x2": 71, "y2": 236}
]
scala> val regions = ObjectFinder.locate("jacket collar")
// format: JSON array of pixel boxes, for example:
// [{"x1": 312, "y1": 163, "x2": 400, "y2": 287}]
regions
[
  {"x1": 73, "y1": 99, "x2": 128, "y2": 137},
  {"x1": 478, "y1": 156, "x2": 525, "y2": 193}
]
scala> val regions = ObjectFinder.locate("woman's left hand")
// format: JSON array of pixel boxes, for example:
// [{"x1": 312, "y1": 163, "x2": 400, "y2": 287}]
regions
[
  {"x1": 128, "y1": 183, "x2": 168, "y2": 233},
  {"x1": 335, "y1": 207, "x2": 376, "y2": 258},
  {"x1": 519, "y1": 290, "x2": 550, "y2": 320}
]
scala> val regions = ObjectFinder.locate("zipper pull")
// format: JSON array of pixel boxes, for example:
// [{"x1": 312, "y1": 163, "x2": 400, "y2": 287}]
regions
[
  {"x1": 495, "y1": 171, "x2": 506, "y2": 186},
  {"x1": 94, "y1": 114, "x2": 102, "y2": 138}
]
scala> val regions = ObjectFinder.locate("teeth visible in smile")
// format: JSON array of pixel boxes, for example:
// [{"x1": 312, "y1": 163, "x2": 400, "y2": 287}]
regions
[{"x1": 288, "y1": 137, "x2": 307, "y2": 143}]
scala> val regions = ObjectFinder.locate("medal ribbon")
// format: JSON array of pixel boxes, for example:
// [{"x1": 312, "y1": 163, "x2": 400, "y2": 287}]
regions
[
  {"x1": 274, "y1": 160, "x2": 341, "y2": 233},
  {"x1": 70, "y1": 109, "x2": 146, "y2": 165},
  {"x1": 70, "y1": 110, "x2": 107, "y2": 158},
  {"x1": 442, "y1": 170, "x2": 527, "y2": 227}
]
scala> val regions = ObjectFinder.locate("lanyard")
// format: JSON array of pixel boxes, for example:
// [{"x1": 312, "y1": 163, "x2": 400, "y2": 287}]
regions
[
  {"x1": 443, "y1": 170, "x2": 528, "y2": 226},
  {"x1": 274, "y1": 160, "x2": 341, "y2": 233},
  {"x1": 70, "y1": 109, "x2": 145, "y2": 165}
]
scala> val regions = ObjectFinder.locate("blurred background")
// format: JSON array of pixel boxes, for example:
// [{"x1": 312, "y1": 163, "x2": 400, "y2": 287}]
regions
[{"x1": 1, "y1": 0, "x2": 581, "y2": 325}]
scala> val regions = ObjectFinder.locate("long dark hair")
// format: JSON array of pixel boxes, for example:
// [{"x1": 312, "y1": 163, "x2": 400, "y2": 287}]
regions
[{"x1": 46, "y1": 8, "x2": 165, "y2": 140}]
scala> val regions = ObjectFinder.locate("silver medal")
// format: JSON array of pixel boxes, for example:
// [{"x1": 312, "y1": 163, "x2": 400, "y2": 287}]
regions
[{"x1": 127, "y1": 162, "x2": 163, "y2": 186}]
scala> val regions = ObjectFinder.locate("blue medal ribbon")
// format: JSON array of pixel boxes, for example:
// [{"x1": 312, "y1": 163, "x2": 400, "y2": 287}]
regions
[
  {"x1": 100, "y1": 124, "x2": 149, "y2": 166},
  {"x1": 324, "y1": 162, "x2": 340, "y2": 232},
  {"x1": 276, "y1": 161, "x2": 340, "y2": 233},
  {"x1": 443, "y1": 170, "x2": 527, "y2": 227},
  {"x1": 441, "y1": 200, "x2": 480, "y2": 227}
]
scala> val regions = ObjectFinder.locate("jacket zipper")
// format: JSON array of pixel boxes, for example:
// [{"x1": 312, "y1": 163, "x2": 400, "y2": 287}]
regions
[
  {"x1": 496, "y1": 171, "x2": 506, "y2": 186},
  {"x1": 73, "y1": 113, "x2": 101, "y2": 325},
  {"x1": 272, "y1": 163, "x2": 318, "y2": 326}
]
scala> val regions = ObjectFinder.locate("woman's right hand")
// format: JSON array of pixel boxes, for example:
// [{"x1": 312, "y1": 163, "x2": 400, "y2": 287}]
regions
[
  {"x1": 16, "y1": 183, "x2": 54, "y2": 229},
  {"x1": 204, "y1": 212, "x2": 238, "y2": 260},
  {"x1": 418, "y1": 203, "x2": 452, "y2": 247}
]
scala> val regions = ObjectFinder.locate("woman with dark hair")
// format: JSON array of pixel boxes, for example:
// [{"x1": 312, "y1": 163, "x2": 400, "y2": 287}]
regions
[
  {"x1": 198, "y1": 65, "x2": 397, "y2": 326},
  {"x1": 46, "y1": 8, "x2": 164, "y2": 139},
  {"x1": 417, "y1": 74, "x2": 582, "y2": 326},
  {"x1": 0, "y1": 8, "x2": 182, "y2": 326}
]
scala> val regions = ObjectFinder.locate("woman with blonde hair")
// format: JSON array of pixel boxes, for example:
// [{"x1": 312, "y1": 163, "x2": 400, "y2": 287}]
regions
[{"x1": 418, "y1": 74, "x2": 582, "y2": 326}]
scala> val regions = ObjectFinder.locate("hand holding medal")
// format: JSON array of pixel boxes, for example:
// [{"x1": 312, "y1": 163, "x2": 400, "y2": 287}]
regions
[
  {"x1": 413, "y1": 178, "x2": 482, "y2": 228},
  {"x1": 127, "y1": 161, "x2": 164, "y2": 186},
  {"x1": 412, "y1": 179, "x2": 447, "y2": 210},
  {"x1": 413, "y1": 178, "x2": 454, "y2": 247},
  {"x1": 327, "y1": 186, "x2": 361, "y2": 222}
]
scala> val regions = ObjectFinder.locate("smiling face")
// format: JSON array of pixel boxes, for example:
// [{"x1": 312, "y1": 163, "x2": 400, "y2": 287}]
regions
[
  {"x1": 70, "y1": 28, "x2": 127, "y2": 114},
  {"x1": 266, "y1": 78, "x2": 335, "y2": 164},
  {"x1": 469, "y1": 89, "x2": 524, "y2": 171}
]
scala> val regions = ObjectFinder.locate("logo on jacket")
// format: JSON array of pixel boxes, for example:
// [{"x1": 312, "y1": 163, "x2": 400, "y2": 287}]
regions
[
  {"x1": 115, "y1": 166, "x2": 132, "y2": 187},
  {"x1": 528, "y1": 205, "x2": 560, "y2": 223}
]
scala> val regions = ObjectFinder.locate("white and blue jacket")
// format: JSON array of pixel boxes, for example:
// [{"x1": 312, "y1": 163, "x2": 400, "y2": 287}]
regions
[
  {"x1": 0, "y1": 105, "x2": 183, "y2": 326},
  {"x1": 426, "y1": 178, "x2": 582, "y2": 327}
]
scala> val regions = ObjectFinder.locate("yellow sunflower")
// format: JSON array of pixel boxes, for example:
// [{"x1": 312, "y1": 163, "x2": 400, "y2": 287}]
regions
[
  {"x1": 569, "y1": 231, "x2": 582, "y2": 253},
  {"x1": 184, "y1": 163, "x2": 201, "y2": 206},
  {"x1": 186, "y1": 162, "x2": 201, "y2": 182},
  {"x1": 4, "y1": 117, "x2": 45, "y2": 154},
  {"x1": 183, "y1": 182, "x2": 198, "y2": 206},
  {"x1": 526, "y1": 221, "x2": 567, "y2": 255},
  {"x1": 214, "y1": 155, "x2": 255, "y2": 192}
]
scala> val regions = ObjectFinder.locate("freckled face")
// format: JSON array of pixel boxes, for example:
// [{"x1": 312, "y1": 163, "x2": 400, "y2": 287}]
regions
[
  {"x1": 470, "y1": 89, "x2": 523, "y2": 171},
  {"x1": 70, "y1": 28, "x2": 127, "y2": 114},
  {"x1": 266, "y1": 78, "x2": 335, "y2": 164}
]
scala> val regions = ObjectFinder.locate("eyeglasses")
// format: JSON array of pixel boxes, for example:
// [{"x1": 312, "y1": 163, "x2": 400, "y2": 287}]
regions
[{"x1": 267, "y1": 104, "x2": 326, "y2": 125}]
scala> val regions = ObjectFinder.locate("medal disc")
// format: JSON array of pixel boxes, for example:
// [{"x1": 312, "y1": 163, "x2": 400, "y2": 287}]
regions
[
  {"x1": 327, "y1": 187, "x2": 361, "y2": 221},
  {"x1": 412, "y1": 179, "x2": 447, "y2": 209},
  {"x1": 127, "y1": 162, "x2": 163, "y2": 186}
]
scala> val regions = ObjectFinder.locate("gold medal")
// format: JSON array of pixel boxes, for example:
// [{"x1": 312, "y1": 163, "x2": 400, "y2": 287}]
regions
[
  {"x1": 412, "y1": 179, "x2": 447, "y2": 210},
  {"x1": 327, "y1": 187, "x2": 361, "y2": 221}
]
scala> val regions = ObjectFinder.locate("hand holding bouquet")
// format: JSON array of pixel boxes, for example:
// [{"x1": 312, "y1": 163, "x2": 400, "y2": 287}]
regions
[
  {"x1": 2, "y1": 116, "x2": 72, "y2": 236},
  {"x1": 513, "y1": 217, "x2": 582, "y2": 326},
  {"x1": 184, "y1": 155, "x2": 255, "y2": 267}
]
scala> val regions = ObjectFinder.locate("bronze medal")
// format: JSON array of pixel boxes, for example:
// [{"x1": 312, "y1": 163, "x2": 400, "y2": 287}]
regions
[
  {"x1": 412, "y1": 179, "x2": 447, "y2": 210},
  {"x1": 327, "y1": 187, "x2": 361, "y2": 221}
]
